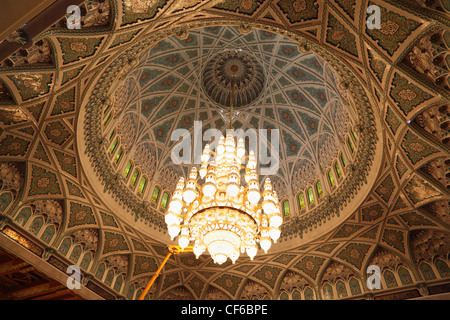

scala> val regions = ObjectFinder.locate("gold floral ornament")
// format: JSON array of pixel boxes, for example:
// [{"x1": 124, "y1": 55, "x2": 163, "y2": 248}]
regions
[
  {"x1": 16, "y1": 74, "x2": 43, "y2": 92},
  {"x1": 123, "y1": 0, "x2": 157, "y2": 13}
]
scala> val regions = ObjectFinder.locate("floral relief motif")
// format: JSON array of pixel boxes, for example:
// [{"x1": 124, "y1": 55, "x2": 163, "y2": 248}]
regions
[
  {"x1": 401, "y1": 131, "x2": 439, "y2": 165},
  {"x1": 58, "y1": 37, "x2": 104, "y2": 64},
  {"x1": 277, "y1": 0, "x2": 319, "y2": 23},
  {"x1": 404, "y1": 176, "x2": 441, "y2": 205},
  {"x1": 337, "y1": 243, "x2": 371, "y2": 269},
  {"x1": 366, "y1": 3, "x2": 421, "y2": 56},
  {"x1": 29, "y1": 165, "x2": 61, "y2": 196}
]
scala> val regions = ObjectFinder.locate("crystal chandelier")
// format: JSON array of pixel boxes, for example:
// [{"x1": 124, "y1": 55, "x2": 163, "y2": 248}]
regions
[{"x1": 165, "y1": 73, "x2": 282, "y2": 265}]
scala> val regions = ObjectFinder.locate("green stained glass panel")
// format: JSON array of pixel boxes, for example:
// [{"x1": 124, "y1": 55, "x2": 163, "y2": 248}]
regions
[
  {"x1": 328, "y1": 170, "x2": 335, "y2": 187},
  {"x1": 316, "y1": 181, "x2": 323, "y2": 198},
  {"x1": 130, "y1": 170, "x2": 139, "y2": 186},
  {"x1": 307, "y1": 188, "x2": 314, "y2": 204},
  {"x1": 104, "y1": 112, "x2": 112, "y2": 127},
  {"x1": 161, "y1": 192, "x2": 169, "y2": 209},
  {"x1": 114, "y1": 148, "x2": 123, "y2": 164},
  {"x1": 283, "y1": 200, "x2": 290, "y2": 216},
  {"x1": 151, "y1": 187, "x2": 160, "y2": 203},
  {"x1": 110, "y1": 138, "x2": 118, "y2": 154},
  {"x1": 335, "y1": 162, "x2": 342, "y2": 178},
  {"x1": 138, "y1": 177, "x2": 147, "y2": 193},
  {"x1": 124, "y1": 161, "x2": 133, "y2": 178},
  {"x1": 347, "y1": 137, "x2": 354, "y2": 153},
  {"x1": 350, "y1": 127, "x2": 357, "y2": 141},
  {"x1": 340, "y1": 153, "x2": 346, "y2": 167},
  {"x1": 298, "y1": 193, "x2": 305, "y2": 210}
]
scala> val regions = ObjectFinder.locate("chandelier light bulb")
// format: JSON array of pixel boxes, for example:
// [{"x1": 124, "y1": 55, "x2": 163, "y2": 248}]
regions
[
  {"x1": 262, "y1": 200, "x2": 276, "y2": 215},
  {"x1": 213, "y1": 253, "x2": 227, "y2": 265},
  {"x1": 269, "y1": 227, "x2": 281, "y2": 242},
  {"x1": 165, "y1": 212, "x2": 179, "y2": 226},
  {"x1": 168, "y1": 224, "x2": 180, "y2": 239},
  {"x1": 236, "y1": 138, "x2": 245, "y2": 160},
  {"x1": 183, "y1": 189, "x2": 196, "y2": 204},
  {"x1": 193, "y1": 246, "x2": 205, "y2": 259},
  {"x1": 230, "y1": 251, "x2": 239, "y2": 264},
  {"x1": 246, "y1": 245, "x2": 257, "y2": 260},
  {"x1": 203, "y1": 183, "x2": 216, "y2": 199},
  {"x1": 244, "y1": 171, "x2": 252, "y2": 184},
  {"x1": 199, "y1": 162, "x2": 208, "y2": 179},
  {"x1": 201, "y1": 144, "x2": 210, "y2": 162},
  {"x1": 225, "y1": 140, "x2": 235, "y2": 156},
  {"x1": 178, "y1": 235, "x2": 189, "y2": 249},
  {"x1": 273, "y1": 190, "x2": 279, "y2": 203},
  {"x1": 269, "y1": 213, "x2": 283, "y2": 227},
  {"x1": 167, "y1": 197, "x2": 183, "y2": 212},
  {"x1": 247, "y1": 150, "x2": 256, "y2": 169},
  {"x1": 260, "y1": 237, "x2": 271, "y2": 253},
  {"x1": 247, "y1": 189, "x2": 261, "y2": 204},
  {"x1": 226, "y1": 183, "x2": 239, "y2": 198},
  {"x1": 216, "y1": 136, "x2": 225, "y2": 155}
]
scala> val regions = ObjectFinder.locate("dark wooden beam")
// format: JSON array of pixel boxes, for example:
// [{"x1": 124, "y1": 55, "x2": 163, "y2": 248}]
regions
[
  {"x1": 0, "y1": 260, "x2": 29, "y2": 276},
  {"x1": 9, "y1": 280, "x2": 64, "y2": 299},
  {"x1": 0, "y1": 0, "x2": 85, "y2": 63}
]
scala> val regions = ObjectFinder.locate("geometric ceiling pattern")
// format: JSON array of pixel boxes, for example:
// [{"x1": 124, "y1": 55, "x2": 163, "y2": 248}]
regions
[
  {"x1": 0, "y1": 0, "x2": 449, "y2": 300},
  {"x1": 92, "y1": 25, "x2": 357, "y2": 233}
]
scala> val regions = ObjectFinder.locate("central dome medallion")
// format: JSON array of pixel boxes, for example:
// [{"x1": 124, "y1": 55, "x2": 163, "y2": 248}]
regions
[{"x1": 202, "y1": 50, "x2": 265, "y2": 108}]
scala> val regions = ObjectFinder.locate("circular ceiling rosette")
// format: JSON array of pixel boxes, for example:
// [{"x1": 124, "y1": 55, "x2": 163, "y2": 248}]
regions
[{"x1": 202, "y1": 49, "x2": 265, "y2": 108}]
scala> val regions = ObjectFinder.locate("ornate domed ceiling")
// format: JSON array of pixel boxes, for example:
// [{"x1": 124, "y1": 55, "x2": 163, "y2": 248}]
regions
[
  {"x1": 80, "y1": 24, "x2": 381, "y2": 249},
  {"x1": 0, "y1": 0, "x2": 449, "y2": 301}
]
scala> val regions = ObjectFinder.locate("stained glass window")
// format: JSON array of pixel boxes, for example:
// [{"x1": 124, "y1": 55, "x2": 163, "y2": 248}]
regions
[
  {"x1": 298, "y1": 193, "x2": 306, "y2": 210},
  {"x1": 316, "y1": 181, "x2": 323, "y2": 198},
  {"x1": 340, "y1": 153, "x2": 346, "y2": 167},
  {"x1": 282, "y1": 200, "x2": 290, "y2": 217},
  {"x1": 114, "y1": 148, "x2": 123, "y2": 164},
  {"x1": 160, "y1": 192, "x2": 170, "y2": 209},
  {"x1": 335, "y1": 162, "x2": 342, "y2": 179},
  {"x1": 398, "y1": 267, "x2": 413, "y2": 285},
  {"x1": 328, "y1": 170, "x2": 335, "y2": 187},
  {"x1": 104, "y1": 102, "x2": 112, "y2": 115},
  {"x1": 322, "y1": 283, "x2": 333, "y2": 300},
  {"x1": 383, "y1": 270, "x2": 398, "y2": 288},
  {"x1": 103, "y1": 112, "x2": 112, "y2": 127},
  {"x1": 304, "y1": 287, "x2": 314, "y2": 300},
  {"x1": 349, "y1": 278, "x2": 362, "y2": 295},
  {"x1": 151, "y1": 186, "x2": 160, "y2": 203},
  {"x1": 109, "y1": 138, "x2": 118, "y2": 154},
  {"x1": 138, "y1": 176, "x2": 147, "y2": 193},
  {"x1": 350, "y1": 127, "x2": 357, "y2": 142},
  {"x1": 347, "y1": 137, "x2": 354, "y2": 153},
  {"x1": 123, "y1": 161, "x2": 133, "y2": 178},
  {"x1": 307, "y1": 188, "x2": 314, "y2": 204},
  {"x1": 419, "y1": 262, "x2": 437, "y2": 281},
  {"x1": 435, "y1": 259, "x2": 450, "y2": 278},
  {"x1": 109, "y1": 130, "x2": 115, "y2": 141},
  {"x1": 336, "y1": 280, "x2": 348, "y2": 298},
  {"x1": 130, "y1": 169, "x2": 139, "y2": 186}
]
